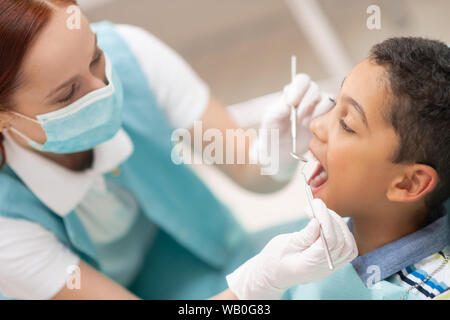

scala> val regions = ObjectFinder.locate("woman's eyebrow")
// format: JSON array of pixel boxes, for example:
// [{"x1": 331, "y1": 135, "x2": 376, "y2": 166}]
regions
[
  {"x1": 46, "y1": 33, "x2": 98, "y2": 99},
  {"x1": 342, "y1": 94, "x2": 369, "y2": 129}
]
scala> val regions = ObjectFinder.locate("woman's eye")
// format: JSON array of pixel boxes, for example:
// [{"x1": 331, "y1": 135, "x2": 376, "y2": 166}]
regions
[
  {"x1": 58, "y1": 83, "x2": 77, "y2": 104},
  {"x1": 339, "y1": 118, "x2": 355, "y2": 134},
  {"x1": 91, "y1": 50, "x2": 103, "y2": 66}
]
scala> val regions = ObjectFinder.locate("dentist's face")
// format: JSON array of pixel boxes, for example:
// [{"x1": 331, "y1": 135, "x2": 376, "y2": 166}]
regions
[
  {"x1": 308, "y1": 59, "x2": 400, "y2": 217},
  {"x1": 1, "y1": 5, "x2": 106, "y2": 146}
]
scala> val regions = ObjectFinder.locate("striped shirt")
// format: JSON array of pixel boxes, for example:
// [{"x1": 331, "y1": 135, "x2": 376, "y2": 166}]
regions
[
  {"x1": 348, "y1": 203, "x2": 450, "y2": 300},
  {"x1": 387, "y1": 246, "x2": 449, "y2": 299}
]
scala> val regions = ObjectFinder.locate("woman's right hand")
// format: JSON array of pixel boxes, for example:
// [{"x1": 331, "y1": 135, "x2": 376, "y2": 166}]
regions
[
  {"x1": 226, "y1": 199, "x2": 358, "y2": 300},
  {"x1": 250, "y1": 74, "x2": 335, "y2": 181}
]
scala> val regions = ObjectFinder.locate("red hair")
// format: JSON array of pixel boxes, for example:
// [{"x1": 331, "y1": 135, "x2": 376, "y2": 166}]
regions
[{"x1": 0, "y1": 0, "x2": 77, "y2": 168}]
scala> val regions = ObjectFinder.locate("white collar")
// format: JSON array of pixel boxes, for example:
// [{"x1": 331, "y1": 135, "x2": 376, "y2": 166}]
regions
[{"x1": 3, "y1": 129, "x2": 134, "y2": 216}]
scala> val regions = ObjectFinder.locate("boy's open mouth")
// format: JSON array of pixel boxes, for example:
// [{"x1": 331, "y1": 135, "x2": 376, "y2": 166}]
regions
[{"x1": 307, "y1": 162, "x2": 328, "y2": 195}]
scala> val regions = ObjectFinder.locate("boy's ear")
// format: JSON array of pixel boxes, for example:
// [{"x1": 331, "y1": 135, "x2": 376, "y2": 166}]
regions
[{"x1": 386, "y1": 164, "x2": 439, "y2": 203}]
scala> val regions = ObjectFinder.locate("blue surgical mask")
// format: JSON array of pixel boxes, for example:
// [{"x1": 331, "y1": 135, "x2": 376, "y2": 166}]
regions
[{"x1": 8, "y1": 53, "x2": 124, "y2": 154}]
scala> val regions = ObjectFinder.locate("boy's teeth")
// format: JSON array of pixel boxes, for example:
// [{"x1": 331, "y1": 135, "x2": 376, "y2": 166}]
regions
[{"x1": 309, "y1": 168, "x2": 328, "y2": 187}]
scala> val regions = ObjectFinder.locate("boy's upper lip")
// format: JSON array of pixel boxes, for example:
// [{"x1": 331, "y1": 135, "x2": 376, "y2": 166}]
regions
[{"x1": 308, "y1": 145, "x2": 327, "y2": 173}]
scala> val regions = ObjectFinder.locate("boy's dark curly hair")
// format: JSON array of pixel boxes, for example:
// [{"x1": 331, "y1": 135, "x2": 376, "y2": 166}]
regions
[{"x1": 369, "y1": 37, "x2": 450, "y2": 209}]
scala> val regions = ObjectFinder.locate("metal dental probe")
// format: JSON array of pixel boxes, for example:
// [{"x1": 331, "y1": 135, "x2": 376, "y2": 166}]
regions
[
  {"x1": 288, "y1": 55, "x2": 334, "y2": 270},
  {"x1": 288, "y1": 56, "x2": 306, "y2": 162}
]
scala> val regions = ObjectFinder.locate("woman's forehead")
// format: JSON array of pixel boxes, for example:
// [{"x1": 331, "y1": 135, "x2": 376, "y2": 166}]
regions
[{"x1": 20, "y1": 8, "x2": 93, "y2": 92}]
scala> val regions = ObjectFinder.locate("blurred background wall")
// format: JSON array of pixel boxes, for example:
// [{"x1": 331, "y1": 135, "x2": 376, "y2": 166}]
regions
[
  {"x1": 77, "y1": 0, "x2": 450, "y2": 231},
  {"x1": 80, "y1": 0, "x2": 449, "y2": 105}
]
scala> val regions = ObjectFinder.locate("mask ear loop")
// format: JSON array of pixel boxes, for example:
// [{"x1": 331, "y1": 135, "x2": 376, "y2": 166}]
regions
[
  {"x1": 7, "y1": 110, "x2": 41, "y2": 124},
  {"x1": 4, "y1": 111, "x2": 44, "y2": 148}
]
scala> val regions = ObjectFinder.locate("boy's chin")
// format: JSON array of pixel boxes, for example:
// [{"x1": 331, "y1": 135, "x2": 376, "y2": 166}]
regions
[{"x1": 312, "y1": 191, "x2": 349, "y2": 218}]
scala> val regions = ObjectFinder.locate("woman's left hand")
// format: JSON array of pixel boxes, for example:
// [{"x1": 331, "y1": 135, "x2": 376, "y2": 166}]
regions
[{"x1": 226, "y1": 199, "x2": 358, "y2": 300}]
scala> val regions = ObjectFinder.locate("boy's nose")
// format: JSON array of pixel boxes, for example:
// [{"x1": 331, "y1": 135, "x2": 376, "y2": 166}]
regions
[{"x1": 309, "y1": 113, "x2": 328, "y2": 143}]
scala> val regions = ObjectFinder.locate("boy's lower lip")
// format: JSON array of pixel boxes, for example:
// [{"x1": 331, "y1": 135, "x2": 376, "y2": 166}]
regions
[{"x1": 311, "y1": 179, "x2": 326, "y2": 196}]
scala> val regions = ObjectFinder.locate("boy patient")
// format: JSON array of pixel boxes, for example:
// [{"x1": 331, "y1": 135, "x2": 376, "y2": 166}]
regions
[
  {"x1": 295, "y1": 37, "x2": 449, "y2": 299},
  {"x1": 226, "y1": 36, "x2": 448, "y2": 300}
]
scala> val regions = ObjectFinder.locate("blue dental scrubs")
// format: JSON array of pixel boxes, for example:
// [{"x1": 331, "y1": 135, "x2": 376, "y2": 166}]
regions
[{"x1": 0, "y1": 20, "x2": 303, "y2": 300}]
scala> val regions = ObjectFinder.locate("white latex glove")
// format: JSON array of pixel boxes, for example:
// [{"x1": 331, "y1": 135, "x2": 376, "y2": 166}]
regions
[
  {"x1": 226, "y1": 199, "x2": 358, "y2": 300},
  {"x1": 250, "y1": 74, "x2": 335, "y2": 181}
]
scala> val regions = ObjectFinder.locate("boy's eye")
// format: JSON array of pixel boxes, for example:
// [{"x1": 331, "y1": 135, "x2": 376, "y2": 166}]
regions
[{"x1": 339, "y1": 118, "x2": 356, "y2": 134}]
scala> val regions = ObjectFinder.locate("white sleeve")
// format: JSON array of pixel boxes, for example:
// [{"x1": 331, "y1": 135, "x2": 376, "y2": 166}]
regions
[
  {"x1": 114, "y1": 24, "x2": 210, "y2": 129},
  {"x1": 0, "y1": 217, "x2": 80, "y2": 300}
]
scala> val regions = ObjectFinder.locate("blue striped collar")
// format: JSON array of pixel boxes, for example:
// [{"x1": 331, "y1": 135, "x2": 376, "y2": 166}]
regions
[{"x1": 348, "y1": 205, "x2": 449, "y2": 287}]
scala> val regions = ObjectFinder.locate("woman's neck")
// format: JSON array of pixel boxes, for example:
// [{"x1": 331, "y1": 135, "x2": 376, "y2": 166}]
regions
[
  {"x1": 42, "y1": 149, "x2": 94, "y2": 171},
  {"x1": 9, "y1": 130, "x2": 94, "y2": 172}
]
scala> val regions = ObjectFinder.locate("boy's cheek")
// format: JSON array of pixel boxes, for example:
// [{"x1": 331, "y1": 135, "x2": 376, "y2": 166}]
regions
[
  {"x1": 324, "y1": 178, "x2": 375, "y2": 217},
  {"x1": 319, "y1": 165, "x2": 361, "y2": 215},
  {"x1": 325, "y1": 155, "x2": 385, "y2": 214}
]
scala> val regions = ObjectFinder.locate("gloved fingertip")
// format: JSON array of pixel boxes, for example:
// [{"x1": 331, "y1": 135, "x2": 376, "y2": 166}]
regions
[
  {"x1": 352, "y1": 246, "x2": 359, "y2": 259},
  {"x1": 304, "y1": 205, "x2": 314, "y2": 219},
  {"x1": 310, "y1": 93, "x2": 335, "y2": 119},
  {"x1": 306, "y1": 82, "x2": 320, "y2": 100},
  {"x1": 282, "y1": 83, "x2": 291, "y2": 95},
  {"x1": 312, "y1": 198, "x2": 327, "y2": 211},
  {"x1": 309, "y1": 218, "x2": 320, "y2": 231},
  {"x1": 293, "y1": 73, "x2": 310, "y2": 85},
  {"x1": 302, "y1": 82, "x2": 320, "y2": 101},
  {"x1": 290, "y1": 218, "x2": 320, "y2": 249},
  {"x1": 285, "y1": 77, "x2": 311, "y2": 106},
  {"x1": 301, "y1": 218, "x2": 320, "y2": 238}
]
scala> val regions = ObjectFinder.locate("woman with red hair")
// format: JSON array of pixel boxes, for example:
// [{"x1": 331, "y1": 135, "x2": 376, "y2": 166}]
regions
[{"x1": 0, "y1": 0, "x2": 355, "y2": 300}]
